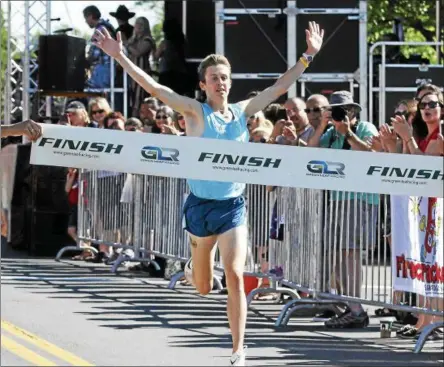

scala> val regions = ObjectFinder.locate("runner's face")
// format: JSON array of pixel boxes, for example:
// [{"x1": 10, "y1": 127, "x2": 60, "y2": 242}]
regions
[{"x1": 201, "y1": 64, "x2": 231, "y2": 102}]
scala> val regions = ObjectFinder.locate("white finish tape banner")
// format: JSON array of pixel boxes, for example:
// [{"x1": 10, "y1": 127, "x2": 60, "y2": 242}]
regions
[
  {"x1": 30, "y1": 124, "x2": 443, "y2": 197},
  {"x1": 391, "y1": 196, "x2": 443, "y2": 298}
]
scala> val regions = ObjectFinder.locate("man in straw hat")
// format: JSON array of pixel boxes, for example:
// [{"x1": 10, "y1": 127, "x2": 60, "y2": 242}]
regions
[{"x1": 110, "y1": 5, "x2": 135, "y2": 42}]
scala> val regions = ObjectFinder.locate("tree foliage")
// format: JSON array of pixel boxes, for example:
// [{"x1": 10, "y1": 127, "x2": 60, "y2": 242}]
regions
[
  {"x1": 368, "y1": 0, "x2": 442, "y2": 63},
  {"x1": 0, "y1": 10, "x2": 8, "y2": 120}
]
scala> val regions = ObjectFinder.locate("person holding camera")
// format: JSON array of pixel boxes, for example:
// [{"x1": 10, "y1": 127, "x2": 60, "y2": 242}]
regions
[{"x1": 308, "y1": 91, "x2": 379, "y2": 329}]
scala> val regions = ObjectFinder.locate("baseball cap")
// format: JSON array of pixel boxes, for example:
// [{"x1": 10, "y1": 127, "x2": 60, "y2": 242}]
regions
[{"x1": 66, "y1": 101, "x2": 86, "y2": 112}]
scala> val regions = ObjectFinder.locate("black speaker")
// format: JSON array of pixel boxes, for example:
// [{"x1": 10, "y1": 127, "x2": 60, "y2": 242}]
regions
[
  {"x1": 9, "y1": 144, "x2": 74, "y2": 255},
  {"x1": 38, "y1": 35, "x2": 86, "y2": 92}
]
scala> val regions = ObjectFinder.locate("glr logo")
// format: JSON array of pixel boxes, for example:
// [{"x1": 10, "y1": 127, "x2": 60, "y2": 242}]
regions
[
  {"x1": 141, "y1": 146, "x2": 179, "y2": 164},
  {"x1": 306, "y1": 160, "x2": 345, "y2": 177}
]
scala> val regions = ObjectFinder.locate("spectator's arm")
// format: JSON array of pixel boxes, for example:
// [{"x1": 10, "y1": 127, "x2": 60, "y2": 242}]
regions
[
  {"x1": 308, "y1": 122, "x2": 330, "y2": 148},
  {"x1": 339, "y1": 120, "x2": 375, "y2": 152},
  {"x1": 65, "y1": 176, "x2": 75, "y2": 193},
  {"x1": 346, "y1": 131, "x2": 372, "y2": 151},
  {"x1": 405, "y1": 135, "x2": 443, "y2": 156},
  {"x1": 153, "y1": 40, "x2": 165, "y2": 61},
  {"x1": 127, "y1": 39, "x2": 154, "y2": 58}
]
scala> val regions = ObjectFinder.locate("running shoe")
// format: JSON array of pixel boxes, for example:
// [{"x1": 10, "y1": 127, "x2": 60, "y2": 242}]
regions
[{"x1": 230, "y1": 346, "x2": 247, "y2": 366}]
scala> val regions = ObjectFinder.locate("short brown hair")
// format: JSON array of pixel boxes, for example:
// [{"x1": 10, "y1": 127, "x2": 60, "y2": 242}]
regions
[
  {"x1": 198, "y1": 54, "x2": 231, "y2": 82},
  {"x1": 104, "y1": 111, "x2": 125, "y2": 129}
]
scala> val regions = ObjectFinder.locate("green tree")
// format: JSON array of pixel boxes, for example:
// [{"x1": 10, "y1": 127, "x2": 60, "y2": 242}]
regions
[
  {"x1": 0, "y1": 10, "x2": 9, "y2": 120},
  {"x1": 368, "y1": 0, "x2": 443, "y2": 63}
]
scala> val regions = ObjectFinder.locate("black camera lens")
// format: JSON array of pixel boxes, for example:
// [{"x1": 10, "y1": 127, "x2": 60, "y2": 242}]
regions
[{"x1": 331, "y1": 106, "x2": 347, "y2": 121}]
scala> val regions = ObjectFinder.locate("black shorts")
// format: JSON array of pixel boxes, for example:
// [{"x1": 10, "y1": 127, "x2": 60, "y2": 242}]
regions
[{"x1": 68, "y1": 205, "x2": 78, "y2": 228}]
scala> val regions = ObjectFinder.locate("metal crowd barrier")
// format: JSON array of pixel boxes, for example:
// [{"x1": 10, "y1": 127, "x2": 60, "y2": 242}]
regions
[{"x1": 54, "y1": 169, "x2": 443, "y2": 354}]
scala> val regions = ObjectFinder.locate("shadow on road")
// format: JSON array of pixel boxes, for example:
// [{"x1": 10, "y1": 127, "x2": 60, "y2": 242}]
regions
[{"x1": 1, "y1": 253, "x2": 443, "y2": 366}]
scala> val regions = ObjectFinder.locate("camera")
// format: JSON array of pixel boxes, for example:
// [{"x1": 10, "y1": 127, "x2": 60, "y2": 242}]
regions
[
  {"x1": 331, "y1": 106, "x2": 347, "y2": 122},
  {"x1": 276, "y1": 108, "x2": 288, "y2": 121}
]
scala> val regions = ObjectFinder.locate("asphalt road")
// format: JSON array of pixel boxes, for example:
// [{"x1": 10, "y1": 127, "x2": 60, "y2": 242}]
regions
[{"x1": 1, "y1": 246, "x2": 443, "y2": 366}]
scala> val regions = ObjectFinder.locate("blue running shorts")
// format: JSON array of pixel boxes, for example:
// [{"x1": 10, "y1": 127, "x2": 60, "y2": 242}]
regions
[{"x1": 182, "y1": 193, "x2": 246, "y2": 237}]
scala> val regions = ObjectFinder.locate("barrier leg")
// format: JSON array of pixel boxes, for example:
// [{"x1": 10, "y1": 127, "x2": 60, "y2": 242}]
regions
[
  {"x1": 282, "y1": 303, "x2": 343, "y2": 326},
  {"x1": 167, "y1": 271, "x2": 184, "y2": 289},
  {"x1": 413, "y1": 321, "x2": 444, "y2": 353},
  {"x1": 55, "y1": 245, "x2": 98, "y2": 261},
  {"x1": 275, "y1": 299, "x2": 346, "y2": 327},
  {"x1": 246, "y1": 287, "x2": 300, "y2": 306},
  {"x1": 110, "y1": 254, "x2": 131, "y2": 273}
]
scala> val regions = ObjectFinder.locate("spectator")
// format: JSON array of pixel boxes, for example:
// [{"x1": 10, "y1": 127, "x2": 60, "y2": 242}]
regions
[
  {"x1": 369, "y1": 99, "x2": 418, "y2": 153},
  {"x1": 308, "y1": 90, "x2": 378, "y2": 328},
  {"x1": 250, "y1": 127, "x2": 272, "y2": 143},
  {"x1": 390, "y1": 86, "x2": 443, "y2": 340},
  {"x1": 172, "y1": 112, "x2": 186, "y2": 135},
  {"x1": 109, "y1": 5, "x2": 134, "y2": 42},
  {"x1": 264, "y1": 103, "x2": 282, "y2": 125},
  {"x1": 139, "y1": 97, "x2": 160, "y2": 132},
  {"x1": 154, "y1": 18, "x2": 189, "y2": 96},
  {"x1": 162, "y1": 111, "x2": 187, "y2": 136},
  {"x1": 126, "y1": 17, "x2": 156, "y2": 117},
  {"x1": 125, "y1": 117, "x2": 143, "y2": 132},
  {"x1": 415, "y1": 83, "x2": 441, "y2": 101},
  {"x1": 65, "y1": 101, "x2": 95, "y2": 127},
  {"x1": 66, "y1": 169, "x2": 94, "y2": 261},
  {"x1": 393, "y1": 89, "x2": 443, "y2": 156},
  {"x1": 247, "y1": 111, "x2": 273, "y2": 133},
  {"x1": 284, "y1": 97, "x2": 314, "y2": 145},
  {"x1": 154, "y1": 105, "x2": 174, "y2": 134},
  {"x1": 88, "y1": 97, "x2": 112, "y2": 128},
  {"x1": 103, "y1": 111, "x2": 125, "y2": 130},
  {"x1": 83, "y1": 5, "x2": 116, "y2": 88},
  {"x1": 305, "y1": 94, "x2": 329, "y2": 130}
]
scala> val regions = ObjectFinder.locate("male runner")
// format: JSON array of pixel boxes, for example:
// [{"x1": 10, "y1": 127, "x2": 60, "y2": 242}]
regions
[{"x1": 93, "y1": 22, "x2": 324, "y2": 366}]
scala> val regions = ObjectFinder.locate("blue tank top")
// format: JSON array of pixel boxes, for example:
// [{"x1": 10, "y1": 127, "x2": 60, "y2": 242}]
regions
[{"x1": 187, "y1": 102, "x2": 249, "y2": 200}]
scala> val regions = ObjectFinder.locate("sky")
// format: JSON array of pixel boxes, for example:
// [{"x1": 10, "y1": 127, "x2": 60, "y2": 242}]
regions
[{"x1": 50, "y1": 1, "x2": 163, "y2": 35}]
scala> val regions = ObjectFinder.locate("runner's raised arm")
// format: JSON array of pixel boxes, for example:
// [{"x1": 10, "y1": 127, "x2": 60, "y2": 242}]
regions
[
  {"x1": 93, "y1": 28, "x2": 201, "y2": 117},
  {"x1": 240, "y1": 21, "x2": 324, "y2": 117}
]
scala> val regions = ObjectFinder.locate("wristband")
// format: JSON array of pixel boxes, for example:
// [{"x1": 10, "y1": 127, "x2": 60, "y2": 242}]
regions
[{"x1": 299, "y1": 57, "x2": 309, "y2": 68}]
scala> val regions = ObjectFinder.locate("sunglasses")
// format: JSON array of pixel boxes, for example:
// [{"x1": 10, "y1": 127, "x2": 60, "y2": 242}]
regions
[
  {"x1": 92, "y1": 109, "x2": 105, "y2": 114},
  {"x1": 418, "y1": 101, "x2": 441, "y2": 110},
  {"x1": 304, "y1": 107, "x2": 326, "y2": 113},
  {"x1": 156, "y1": 115, "x2": 168, "y2": 119}
]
